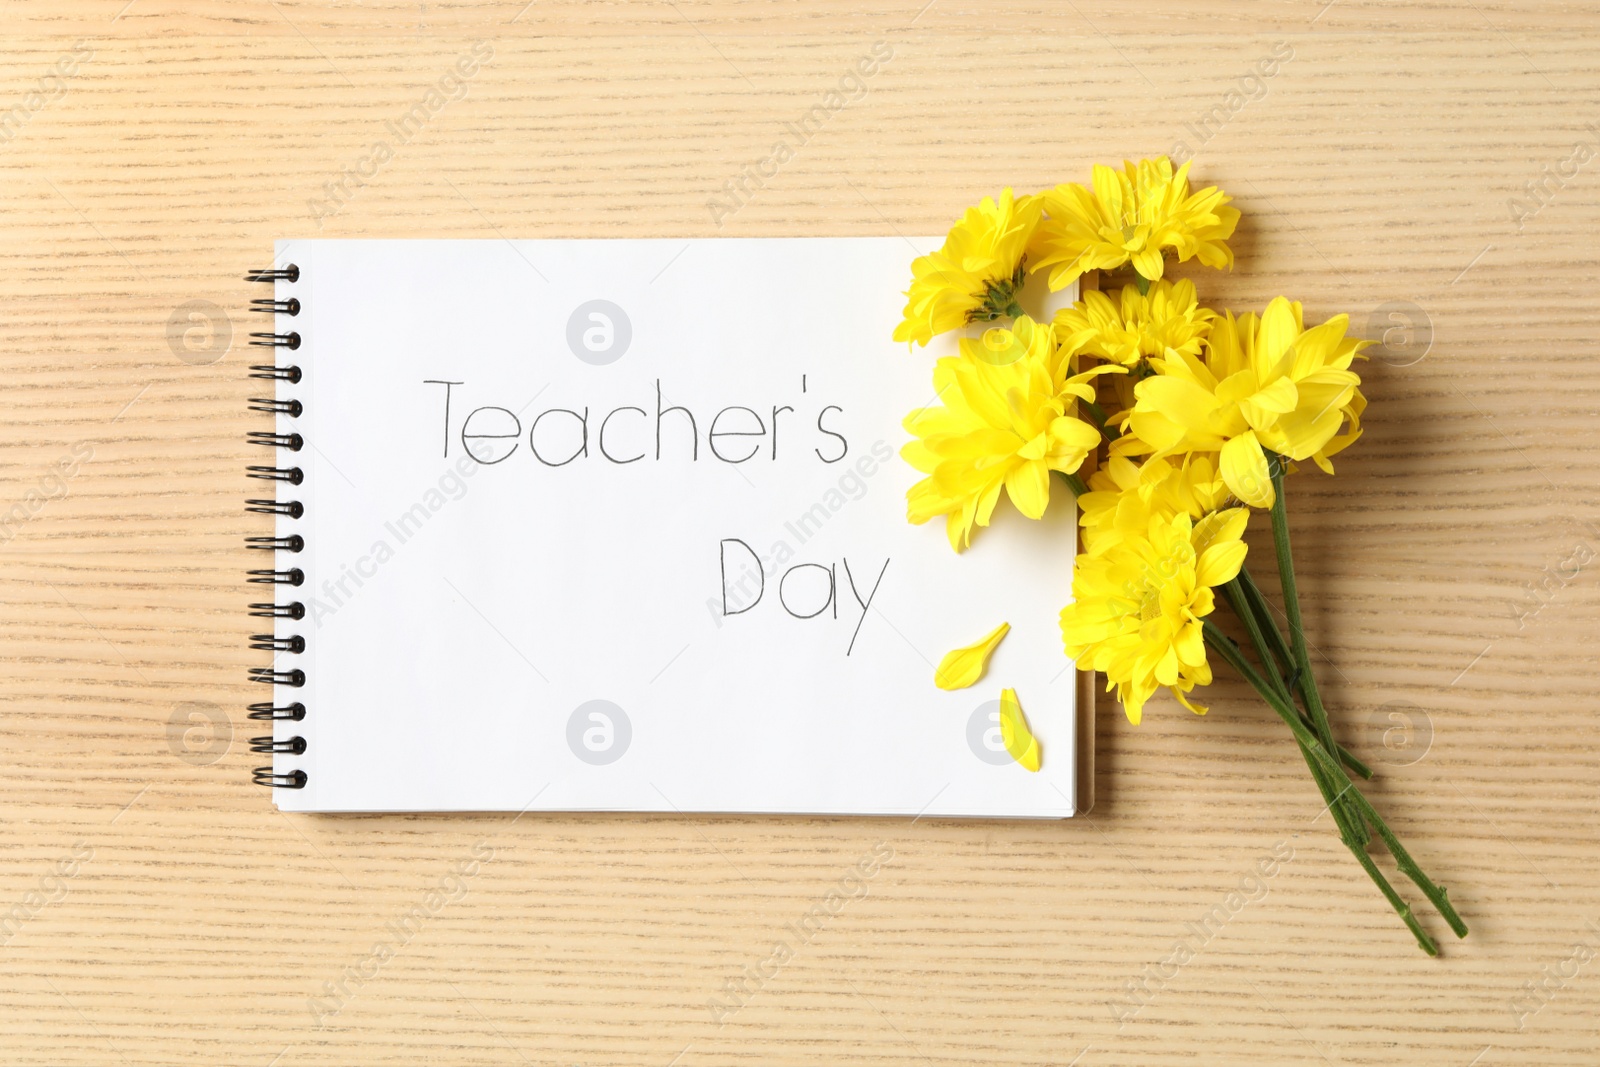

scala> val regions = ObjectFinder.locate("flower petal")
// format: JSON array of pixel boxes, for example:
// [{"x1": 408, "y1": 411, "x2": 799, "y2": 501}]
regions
[
  {"x1": 1131, "y1": 247, "x2": 1166, "y2": 282},
  {"x1": 1192, "y1": 506, "x2": 1249, "y2": 552},
  {"x1": 998, "y1": 687, "x2": 1042, "y2": 771},
  {"x1": 1135, "y1": 375, "x2": 1220, "y2": 435},
  {"x1": 1172, "y1": 685, "x2": 1209, "y2": 716},
  {"x1": 933, "y1": 622, "x2": 1011, "y2": 691},
  {"x1": 1004, "y1": 460, "x2": 1050, "y2": 519},
  {"x1": 1219, "y1": 430, "x2": 1275, "y2": 508},
  {"x1": 1196, "y1": 539, "x2": 1248, "y2": 588},
  {"x1": 1255, "y1": 297, "x2": 1303, "y2": 371}
]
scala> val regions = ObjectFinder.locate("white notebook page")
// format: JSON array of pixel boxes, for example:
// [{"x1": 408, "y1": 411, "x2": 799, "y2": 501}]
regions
[{"x1": 268, "y1": 237, "x2": 1079, "y2": 816}]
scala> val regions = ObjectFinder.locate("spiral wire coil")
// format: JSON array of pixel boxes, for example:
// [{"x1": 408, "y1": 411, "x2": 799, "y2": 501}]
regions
[{"x1": 246, "y1": 264, "x2": 307, "y2": 789}]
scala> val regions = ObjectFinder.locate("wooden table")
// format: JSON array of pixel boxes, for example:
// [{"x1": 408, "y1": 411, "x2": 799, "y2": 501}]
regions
[{"x1": 2, "y1": 3, "x2": 1595, "y2": 1063}]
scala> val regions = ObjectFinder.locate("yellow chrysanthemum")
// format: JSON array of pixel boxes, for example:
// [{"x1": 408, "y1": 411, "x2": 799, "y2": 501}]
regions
[
  {"x1": 1123, "y1": 297, "x2": 1367, "y2": 509},
  {"x1": 1061, "y1": 508, "x2": 1250, "y2": 724},
  {"x1": 1078, "y1": 453, "x2": 1231, "y2": 556},
  {"x1": 1053, "y1": 278, "x2": 1216, "y2": 367},
  {"x1": 902, "y1": 317, "x2": 1116, "y2": 551},
  {"x1": 893, "y1": 188, "x2": 1042, "y2": 348},
  {"x1": 1029, "y1": 157, "x2": 1240, "y2": 290}
]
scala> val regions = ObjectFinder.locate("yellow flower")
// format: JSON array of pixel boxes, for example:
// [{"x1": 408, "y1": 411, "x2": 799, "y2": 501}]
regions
[
  {"x1": 893, "y1": 188, "x2": 1042, "y2": 348},
  {"x1": 1053, "y1": 278, "x2": 1215, "y2": 367},
  {"x1": 1029, "y1": 157, "x2": 1240, "y2": 290},
  {"x1": 998, "y1": 688, "x2": 1041, "y2": 771},
  {"x1": 1078, "y1": 453, "x2": 1231, "y2": 556},
  {"x1": 1124, "y1": 297, "x2": 1367, "y2": 509},
  {"x1": 1061, "y1": 508, "x2": 1249, "y2": 724},
  {"x1": 934, "y1": 622, "x2": 1010, "y2": 691},
  {"x1": 902, "y1": 317, "x2": 1116, "y2": 551}
]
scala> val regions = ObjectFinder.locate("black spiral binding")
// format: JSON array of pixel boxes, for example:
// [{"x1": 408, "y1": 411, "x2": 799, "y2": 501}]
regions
[{"x1": 247, "y1": 263, "x2": 308, "y2": 790}]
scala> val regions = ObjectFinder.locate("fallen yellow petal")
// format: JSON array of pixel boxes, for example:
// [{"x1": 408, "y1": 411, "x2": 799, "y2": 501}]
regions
[
  {"x1": 998, "y1": 687, "x2": 1042, "y2": 772},
  {"x1": 933, "y1": 622, "x2": 1010, "y2": 691}
]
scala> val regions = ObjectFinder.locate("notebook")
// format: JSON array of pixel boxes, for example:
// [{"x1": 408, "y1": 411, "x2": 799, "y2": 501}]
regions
[{"x1": 245, "y1": 238, "x2": 1089, "y2": 816}]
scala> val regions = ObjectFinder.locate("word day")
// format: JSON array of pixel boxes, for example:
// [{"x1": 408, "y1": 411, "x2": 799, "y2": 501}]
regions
[{"x1": 717, "y1": 539, "x2": 889, "y2": 656}]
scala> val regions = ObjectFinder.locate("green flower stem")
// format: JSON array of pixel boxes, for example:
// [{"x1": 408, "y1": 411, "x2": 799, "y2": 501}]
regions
[
  {"x1": 1239, "y1": 564, "x2": 1372, "y2": 780},
  {"x1": 1335, "y1": 733, "x2": 1373, "y2": 780},
  {"x1": 1201, "y1": 621, "x2": 1442, "y2": 956},
  {"x1": 1204, "y1": 619, "x2": 1468, "y2": 946},
  {"x1": 1266, "y1": 460, "x2": 1366, "y2": 835},
  {"x1": 1237, "y1": 564, "x2": 1295, "y2": 683},
  {"x1": 1221, "y1": 580, "x2": 1368, "y2": 849},
  {"x1": 1221, "y1": 580, "x2": 1290, "y2": 702},
  {"x1": 1318, "y1": 719, "x2": 1374, "y2": 781},
  {"x1": 1235, "y1": 568, "x2": 1372, "y2": 781},
  {"x1": 1356, "y1": 791, "x2": 1470, "y2": 939}
]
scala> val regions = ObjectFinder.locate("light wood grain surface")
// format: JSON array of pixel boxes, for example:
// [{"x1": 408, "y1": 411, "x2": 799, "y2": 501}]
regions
[{"x1": 2, "y1": 2, "x2": 1598, "y2": 1063}]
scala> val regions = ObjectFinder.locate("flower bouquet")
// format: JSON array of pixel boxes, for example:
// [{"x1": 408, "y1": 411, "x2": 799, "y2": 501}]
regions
[{"x1": 896, "y1": 158, "x2": 1467, "y2": 954}]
